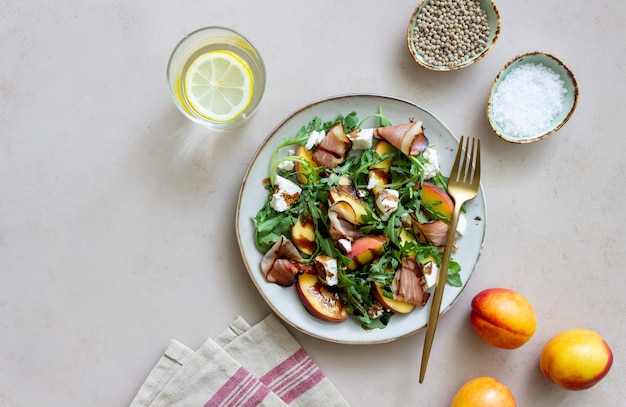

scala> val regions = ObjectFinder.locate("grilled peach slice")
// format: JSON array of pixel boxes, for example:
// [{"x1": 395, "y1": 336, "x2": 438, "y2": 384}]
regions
[
  {"x1": 372, "y1": 282, "x2": 416, "y2": 314},
  {"x1": 369, "y1": 140, "x2": 396, "y2": 171},
  {"x1": 296, "y1": 273, "x2": 348, "y2": 322},
  {"x1": 329, "y1": 175, "x2": 368, "y2": 223},
  {"x1": 329, "y1": 200, "x2": 359, "y2": 225},
  {"x1": 291, "y1": 216, "x2": 316, "y2": 256},
  {"x1": 420, "y1": 182, "x2": 454, "y2": 219},
  {"x1": 367, "y1": 169, "x2": 391, "y2": 194},
  {"x1": 293, "y1": 145, "x2": 317, "y2": 184},
  {"x1": 399, "y1": 227, "x2": 415, "y2": 246},
  {"x1": 346, "y1": 235, "x2": 389, "y2": 271}
]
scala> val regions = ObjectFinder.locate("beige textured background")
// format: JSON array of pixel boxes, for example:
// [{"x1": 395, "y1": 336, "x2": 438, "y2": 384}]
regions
[{"x1": 1, "y1": 0, "x2": 624, "y2": 405}]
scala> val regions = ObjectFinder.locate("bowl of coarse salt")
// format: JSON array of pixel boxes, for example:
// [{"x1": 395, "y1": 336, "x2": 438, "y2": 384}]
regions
[
  {"x1": 407, "y1": 0, "x2": 501, "y2": 71},
  {"x1": 487, "y1": 51, "x2": 579, "y2": 143}
]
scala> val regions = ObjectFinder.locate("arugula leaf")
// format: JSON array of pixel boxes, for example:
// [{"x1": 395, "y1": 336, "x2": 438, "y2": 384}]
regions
[
  {"x1": 343, "y1": 111, "x2": 360, "y2": 132},
  {"x1": 355, "y1": 106, "x2": 394, "y2": 129},
  {"x1": 446, "y1": 260, "x2": 463, "y2": 287}
]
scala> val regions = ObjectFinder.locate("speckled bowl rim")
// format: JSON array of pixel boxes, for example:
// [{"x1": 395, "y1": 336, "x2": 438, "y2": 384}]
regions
[
  {"x1": 407, "y1": 0, "x2": 501, "y2": 71},
  {"x1": 486, "y1": 51, "x2": 579, "y2": 144}
]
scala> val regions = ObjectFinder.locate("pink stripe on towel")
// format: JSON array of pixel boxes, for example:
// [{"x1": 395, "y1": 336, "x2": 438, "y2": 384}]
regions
[
  {"x1": 204, "y1": 367, "x2": 271, "y2": 407},
  {"x1": 260, "y1": 348, "x2": 325, "y2": 403}
]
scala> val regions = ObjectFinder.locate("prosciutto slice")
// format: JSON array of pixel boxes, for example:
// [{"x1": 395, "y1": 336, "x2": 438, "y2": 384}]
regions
[
  {"x1": 374, "y1": 121, "x2": 428, "y2": 156},
  {"x1": 261, "y1": 236, "x2": 309, "y2": 286},
  {"x1": 392, "y1": 257, "x2": 429, "y2": 306},
  {"x1": 414, "y1": 219, "x2": 450, "y2": 248},
  {"x1": 312, "y1": 122, "x2": 352, "y2": 168}
]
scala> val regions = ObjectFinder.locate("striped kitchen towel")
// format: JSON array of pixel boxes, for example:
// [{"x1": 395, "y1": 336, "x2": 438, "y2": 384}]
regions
[{"x1": 129, "y1": 314, "x2": 350, "y2": 407}]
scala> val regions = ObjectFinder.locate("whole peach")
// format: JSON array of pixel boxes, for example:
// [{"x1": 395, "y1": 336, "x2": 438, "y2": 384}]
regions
[
  {"x1": 470, "y1": 288, "x2": 536, "y2": 349},
  {"x1": 450, "y1": 376, "x2": 516, "y2": 407},
  {"x1": 540, "y1": 329, "x2": 613, "y2": 390}
]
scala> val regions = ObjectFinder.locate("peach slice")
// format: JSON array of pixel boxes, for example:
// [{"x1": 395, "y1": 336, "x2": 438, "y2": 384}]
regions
[
  {"x1": 420, "y1": 182, "x2": 454, "y2": 219},
  {"x1": 329, "y1": 201, "x2": 359, "y2": 226},
  {"x1": 399, "y1": 227, "x2": 415, "y2": 246},
  {"x1": 345, "y1": 235, "x2": 389, "y2": 271},
  {"x1": 291, "y1": 216, "x2": 316, "y2": 256},
  {"x1": 293, "y1": 145, "x2": 317, "y2": 184},
  {"x1": 372, "y1": 282, "x2": 416, "y2": 314},
  {"x1": 296, "y1": 273, "x2": 348, "y2": 322},
  {"x1": 329, "y1": 175, "x2": 368, "y2": 223},
  {"x1": 369, "y1": 140, "x2": 396, "y2": 171},
  {"x1": 367, "y1": 169, "x2": 391, "y2": 194}
]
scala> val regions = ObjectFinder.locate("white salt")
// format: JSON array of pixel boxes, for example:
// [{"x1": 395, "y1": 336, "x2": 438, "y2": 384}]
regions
[{"x1": 491, "y1": 63, "x2": 567, "y2": 138}]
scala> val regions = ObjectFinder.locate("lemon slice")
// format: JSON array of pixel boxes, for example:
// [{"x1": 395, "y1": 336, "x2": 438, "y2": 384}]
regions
[{"x1": 184, "y1": 50, "x2": 254, "y2": 122}]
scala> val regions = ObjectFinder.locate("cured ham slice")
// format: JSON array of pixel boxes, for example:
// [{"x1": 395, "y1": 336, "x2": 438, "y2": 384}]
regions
[
  {"x1": 261, "y1": 236, "x2": 310, "y2": 286},
  {"x1": 414, "y1": 219, "x2": 449, "y2": 247},
  {"x1": 392, "y1": 257, "x2": 429, "y2": 306},
  {"x1": 264, "y1": 259, "x2": 301, "y2": 287},
  {"x1": 374, "y1": 121, "x2": 428, "y2": 156},
  {"x1": 312, "y1": 122, "x2": 352, "y2": 168}
]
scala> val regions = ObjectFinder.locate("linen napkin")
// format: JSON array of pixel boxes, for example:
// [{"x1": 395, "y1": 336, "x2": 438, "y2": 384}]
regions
[{"x1": 129, "y1": 314, "x2": 350, "y2": 407}]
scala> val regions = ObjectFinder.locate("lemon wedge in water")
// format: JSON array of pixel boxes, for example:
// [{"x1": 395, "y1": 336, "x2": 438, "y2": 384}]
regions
[{"x1": 184, "y1": 50, "x2": 254, "y2": 122}]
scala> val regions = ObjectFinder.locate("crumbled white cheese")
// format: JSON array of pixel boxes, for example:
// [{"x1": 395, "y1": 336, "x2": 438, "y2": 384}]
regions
[
  {"x1": 375, "y1": 188, "x2": 399, "y2": 221},
  {"x1": 367, "y1": 302, "x2": 384, "y2": 318},
  {"x1": 305, "y1": 130, "x2": 326, "y2": 150},
  {"x1": 277, "y1": 160, "x2": 294, "y2": 171},
  {"x1": 423, "y1": 261, "x2": 439, "y2": 290},
  {"x1": 347, "y1": 128, "x2": 374, "y2": 150},
  {"x1": 367, "y1": 173, "x2": 379, "y2": 190},
  {"x1": 337, "y1": 238, "x2": 352, "y2": 253},
  {"x1": 367, "y1": 171, "x2": 389, "y2": 190},
  {"x1": 456, "y1": 213, "x2": 467, "y2": 236},
  {"x1": 400, "y1": 212, "x2": 413, "y2": 229},
  {"x1": 422, "y1": 147, "x2": 440, "y2": 180},
  {"x1": 316, "y1": 256, "x2": 339, "y2": 286},
  {"x1": 270, "y1": 175, "x2": 302, "y2": 212},
  {"x1": 277, "y1": 149, "x2": 295, "y2": 171}
]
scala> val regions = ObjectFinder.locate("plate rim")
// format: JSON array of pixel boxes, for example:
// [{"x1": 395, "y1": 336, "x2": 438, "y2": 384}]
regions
[{"x1": 236, "y1": 93, "x2": 486, "y2": 344}]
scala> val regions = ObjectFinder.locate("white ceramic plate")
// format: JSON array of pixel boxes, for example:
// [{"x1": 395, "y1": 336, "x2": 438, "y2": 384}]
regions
[{"x1": 236, "y1": 94, "x2": 486, "y2": 344}]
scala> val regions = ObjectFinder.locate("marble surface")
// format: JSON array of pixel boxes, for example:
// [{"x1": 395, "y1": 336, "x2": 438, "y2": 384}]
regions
[{"x1": 1, "y1": 0, "x2": 625, "y2": 405}]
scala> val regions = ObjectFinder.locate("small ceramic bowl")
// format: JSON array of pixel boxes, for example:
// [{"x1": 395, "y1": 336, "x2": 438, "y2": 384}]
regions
[
  {"x1": 407, "y1": 0, "x2": 501, "y2": 71},
  {"x1": 487, "y1": 51, "x2": 579, "y2": 144}
]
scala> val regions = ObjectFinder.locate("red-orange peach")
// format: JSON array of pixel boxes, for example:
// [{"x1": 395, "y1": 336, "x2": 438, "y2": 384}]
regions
[
  {"x1": 371, "y1": 282, "x2": 415, "y2": 314},
  {"x1": 345, "y1": 235, "x2": 389, "y2": 271},
  {"x1": 296, "y1": 273, "x2": 348, "y2": 322},
  {"x1": 420, "y1": 182, "x2": 454, "y2": 219},
  {"x1": 450, "y1": 376, "x2": 516, "y2": 407},
  {"x1": 470, "y1": 288, "x2": 536, "y2": 349},
  {"x1": 540, "y1": 329, "x2": 613, "y2": 390}
]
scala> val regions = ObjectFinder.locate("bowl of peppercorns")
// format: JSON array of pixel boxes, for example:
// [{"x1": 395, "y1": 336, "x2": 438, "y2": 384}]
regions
[{"x1": 407, "y1": 0, "x2": 501, "y2": 71}]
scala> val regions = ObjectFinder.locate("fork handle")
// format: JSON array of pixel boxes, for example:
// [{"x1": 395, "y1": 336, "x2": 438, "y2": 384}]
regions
[{"x1": 419, "y1": 201, "x2": 464, "y2": 383}]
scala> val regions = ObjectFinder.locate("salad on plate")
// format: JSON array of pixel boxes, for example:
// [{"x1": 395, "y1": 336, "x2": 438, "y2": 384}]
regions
[{"x1": 252, "y1": 108, "x2": 469, "y2": 330}]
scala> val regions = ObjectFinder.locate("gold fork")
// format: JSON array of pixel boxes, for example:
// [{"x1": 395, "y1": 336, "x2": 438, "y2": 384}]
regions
[{"x1": 419, "y1": 136, "x2": 481, "y2": 383}]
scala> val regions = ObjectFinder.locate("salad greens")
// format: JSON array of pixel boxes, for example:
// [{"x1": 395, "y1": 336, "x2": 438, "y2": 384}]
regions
[{"x1": 254, "y1": 109, "x2": 462, "y2": 330}]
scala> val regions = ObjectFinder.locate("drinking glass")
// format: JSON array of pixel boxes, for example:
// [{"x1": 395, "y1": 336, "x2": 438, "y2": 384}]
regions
[{"x1": 167, "y1": 27, "x2": 266, "y2": 129}]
